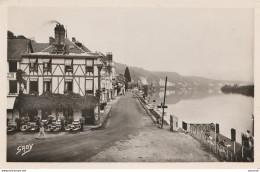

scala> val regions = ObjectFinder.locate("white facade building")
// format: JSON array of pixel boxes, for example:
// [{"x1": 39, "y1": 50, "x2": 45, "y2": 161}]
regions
[{"x1": 7, "y1": 24, "x2": 106, "y2": 124}]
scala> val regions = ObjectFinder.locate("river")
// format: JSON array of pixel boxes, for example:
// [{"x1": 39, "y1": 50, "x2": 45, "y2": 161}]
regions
[{"x1": 147, "y1": 89, "x2": 254, "y2": 143}]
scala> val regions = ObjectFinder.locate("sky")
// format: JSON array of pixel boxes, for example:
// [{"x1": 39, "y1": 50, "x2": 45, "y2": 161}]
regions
[{"x1": 8, "y1": 7, "x2": 254, "y2": 82}]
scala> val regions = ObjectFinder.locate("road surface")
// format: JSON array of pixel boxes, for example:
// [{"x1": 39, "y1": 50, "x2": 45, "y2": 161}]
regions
[{"x1": 7, "y1": 92, "x2": 218, "y2": 162}]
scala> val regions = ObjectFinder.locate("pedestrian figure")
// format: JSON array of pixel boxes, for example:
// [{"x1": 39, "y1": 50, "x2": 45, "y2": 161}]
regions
[
  {"x1": 207, "y1": 136, "x2": 213, "y2": 153},
  {"x1": 36, "y1": 121, "x2": 46, "y2": 139}
]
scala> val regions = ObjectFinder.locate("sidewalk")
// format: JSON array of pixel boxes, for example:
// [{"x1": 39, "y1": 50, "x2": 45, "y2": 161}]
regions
[
  {"x1": 7, "y1": 96, "x2": 121, "y2": 147},
  {"x1": 84, "y1": 96, "x2": 121, "y2": 131}
]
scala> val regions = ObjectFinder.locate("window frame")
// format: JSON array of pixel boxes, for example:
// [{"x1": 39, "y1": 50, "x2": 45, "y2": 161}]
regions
[
  {"x1": 29, "y1": 58, "x2": 38, "y2": 73},
  {"x1": 43, "y1": 59, "x2": 52, "y2": 73},
  {"x1": 43, "y1": 80, "x2": 52, "y2": 93},
  {"x1": 29, "y1": 80, "x2": 39, "y2": 94},
  {"x1": 65, "y1": 59, "x2": 73, "y2": 73},
  {"x1": 65, "y1": 80, "x2": 73, "y2": 93},
  {"x1": 9, "y1": 61, "x2": 17, "y2": 73},
  {"x1": 9, "y1": 80, "x2": 17, "y2": 94}
]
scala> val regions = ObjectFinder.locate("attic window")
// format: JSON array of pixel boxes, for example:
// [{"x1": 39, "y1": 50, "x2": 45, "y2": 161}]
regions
[{"x1": 69, "y1": 45, "x2": 74, "y2": 49}]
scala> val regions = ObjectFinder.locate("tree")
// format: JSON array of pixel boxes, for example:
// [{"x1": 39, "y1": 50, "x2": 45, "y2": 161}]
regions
[
  {"x1": 7, "y1": 30, "x2": 27, "y2": 39},
  {"x1": 124, "y1": 67, "x2": 131, "y2": 89},
  {"x1": 17, "y1": 35, "x2": 27, "y2": 39},
  {"x1": 8, "y1": 31, "x2": 15, "y2": 39},
  {"x1": 14, "y1": 69, "x2": 27, "y2": 119}
]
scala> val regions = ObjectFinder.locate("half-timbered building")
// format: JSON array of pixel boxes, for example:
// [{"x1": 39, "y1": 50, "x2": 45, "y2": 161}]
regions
[{"x1": 17, "y1": 24, "x2": 103, "y2": 123}]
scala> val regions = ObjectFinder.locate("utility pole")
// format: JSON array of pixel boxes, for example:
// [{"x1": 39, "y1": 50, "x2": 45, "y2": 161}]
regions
[
  {"x1": 96, "y1": 64, "x2": 103, "y2": 125},
  {"x1": 161, "y1": 76, "x2": 167, "y2": 129},
  {"x1": 252, "y1": 113, "x2": 254, "y2": 137}
]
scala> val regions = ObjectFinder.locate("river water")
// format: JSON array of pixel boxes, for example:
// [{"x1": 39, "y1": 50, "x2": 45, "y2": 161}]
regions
[{"x1": 148, "y1": 89, "x2": 254, "y2": 143}]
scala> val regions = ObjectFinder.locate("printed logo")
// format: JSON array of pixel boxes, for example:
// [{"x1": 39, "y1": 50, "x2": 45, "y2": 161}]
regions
[{"x1": 16, "y1": 144, "x2": 33, "y2": 156}]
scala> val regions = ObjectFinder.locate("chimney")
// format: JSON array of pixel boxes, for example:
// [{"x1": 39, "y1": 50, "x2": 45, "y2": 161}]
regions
[
  {"x1": 106, "y1": 53, "x2": 113, "y2": 61},
  {"x1": 53, "y1": 24, "x2": 65, "y2": 52},
  {"x1": 72, "y1": 37, "x2": 76, "y2": 43},
  {"x1": 54, "y1": 24, "x2": 65, "y2": 45},
  {"x1": 49, "y1": 37, "x2": 55, "y2": 45}
]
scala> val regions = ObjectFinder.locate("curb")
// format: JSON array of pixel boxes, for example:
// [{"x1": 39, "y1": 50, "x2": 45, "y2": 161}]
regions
[
  {"x1": 100, "y1": 106, "x2": 112, "y2": 128},
  {"x1": 84, "y1": 97, "x2": 118, "y2": 131},
  {"x1": 135, "y1": 94, "x2": 157, "y2": 124}
]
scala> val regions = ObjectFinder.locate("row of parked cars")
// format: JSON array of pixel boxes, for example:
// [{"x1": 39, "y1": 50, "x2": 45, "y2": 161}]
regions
[{"x1": 7, "y1": 115, "x2": 85, "y2": 133}]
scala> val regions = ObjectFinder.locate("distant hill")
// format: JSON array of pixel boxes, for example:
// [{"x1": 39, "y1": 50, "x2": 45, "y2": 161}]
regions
[{"x1": 115, "y1": 62, "x2": 251, "y2": 89}]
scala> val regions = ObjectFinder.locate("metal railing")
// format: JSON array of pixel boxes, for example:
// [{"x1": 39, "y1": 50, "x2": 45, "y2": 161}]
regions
[{"x1": 183, "y1": 122, "x2": 254, "y2": 162}]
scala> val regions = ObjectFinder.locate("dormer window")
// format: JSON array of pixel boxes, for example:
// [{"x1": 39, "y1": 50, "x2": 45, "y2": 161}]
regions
[
  {"x1": 43, "y1": 58, "x2": 51, "y2": 72},
  {"x1": 65, "y1": 59, "x2": 73, "y2": 73},
  {"x1": 86, "y1": 60, "x2": 93, "y2": 76},
  {"x1": 29, "y1": 58, "x2": 38, "y2": 72}
]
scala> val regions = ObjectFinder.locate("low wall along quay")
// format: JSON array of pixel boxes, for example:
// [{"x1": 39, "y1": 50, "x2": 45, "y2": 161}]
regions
[{"x1": 136, "y1": 92, "x2": 254, "y2": 162}]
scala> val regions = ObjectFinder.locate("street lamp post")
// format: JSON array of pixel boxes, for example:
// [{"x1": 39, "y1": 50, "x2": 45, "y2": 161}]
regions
[{"x1": 161, "y1": 76, "x2": 167, "y2": 129}]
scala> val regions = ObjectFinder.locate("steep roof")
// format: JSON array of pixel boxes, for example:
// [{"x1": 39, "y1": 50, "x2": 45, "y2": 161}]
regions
[
  {"x1": 31, "y1": 42, "x2": 49, "y2": 52},
  {"x1": 81, "y1": 44, "x2": 91, "y2": 52},
  {"x1": 7, "y1": 39, "x2": 31, "y2": 61},
  {"x1": 42, "y1": 38, "x2": 86, "y2": 54}
]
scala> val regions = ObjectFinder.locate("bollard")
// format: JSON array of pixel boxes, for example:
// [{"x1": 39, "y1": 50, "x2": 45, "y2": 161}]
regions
[
  {"x1": 216, "y1": 123, "x2": 219, "y2": 133},
  {"x1": 170, "y1": 115, "x2": 173, "y2": 131},
  {"x1": 231, "y1": 128, "x2": 236, "y2": 156},
  {"x1": 182, "y1": 121, "x2": 187, "y2": 131}
]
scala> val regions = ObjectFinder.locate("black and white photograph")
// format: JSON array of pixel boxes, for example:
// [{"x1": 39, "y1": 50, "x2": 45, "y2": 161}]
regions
[{"x1": 2, "y1": 0, "x2": 259, "y2": 167}]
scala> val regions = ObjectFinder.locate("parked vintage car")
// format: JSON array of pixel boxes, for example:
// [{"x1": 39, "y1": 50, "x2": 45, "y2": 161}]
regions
[
  {"x1": 45, "y1": 120, "x2": 62, "y2": 132},
  {"x1": 20, "y1": 121, "x2": 39, "y2": 132},
  {"x1": 7, "y1": 121, "x2": 17, "y2": 132},
  {"x1": 19, "y1": 117, "x2": 39, "y2": 132},
  {"x1": 64, "y1": 120, "x2": 82, "y2": 132}
]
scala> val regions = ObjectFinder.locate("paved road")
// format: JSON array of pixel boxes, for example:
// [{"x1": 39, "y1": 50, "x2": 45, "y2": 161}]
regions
[
  {"x1": 7, "y1": 93, "x2": 151, "y2": 162},
  {"x1": 7, "y1": 92, "x2": 218, "y2": 162}
]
